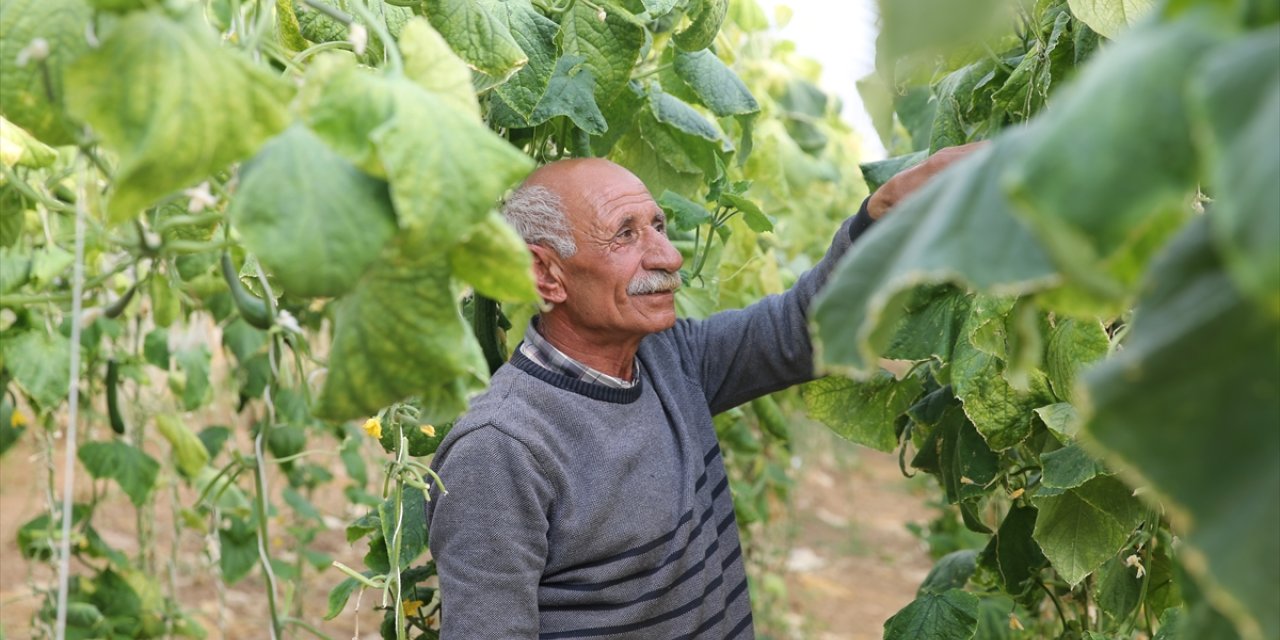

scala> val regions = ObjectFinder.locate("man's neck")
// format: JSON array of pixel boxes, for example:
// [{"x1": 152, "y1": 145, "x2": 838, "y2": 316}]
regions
[{"x1": 535, "y1": 314, "x2": 642, "y2": 380}]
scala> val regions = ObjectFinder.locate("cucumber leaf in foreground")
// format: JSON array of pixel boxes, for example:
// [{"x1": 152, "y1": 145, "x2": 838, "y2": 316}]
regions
[
  {"x1": 1005, "y1": 18, "x2": 1223, "y2": 300},
  {"x1": 1188, "y1": 27, "x2": 1280, "y2": 317},
  {"x1": 65, "y1": 10, "x2": 291, "y2": 222},
  {"x1": 812, "y1": 132, "x2": 1058, "y2": 376},
  {"x1": 560, "y1": 1, "x2": 645, "y2": 106},
  {"x1": 883, "y1": 588, "x2": 980, "y2": 640},
  {"x1": 1082, "y1": 218, "x2": 1280, "y2": 640},
  {"x1": 0, "y1": 0, "x2": 93, "y2": 145},
  {"x1": 802, "y1": 372, "x2": 922, "y2": 452},
  {"x1": 315, "y1": 245, "x2": 488, "y2": 424},
  {"x1": 492, "y1": 0, "x2": 559, "y2": 120},
  {"x1": 231, "y1": 125, "x2": 396, "y2": 298},
  {"x1": 1032, "y1": 475, "x2": 1144, "y2": 587}
]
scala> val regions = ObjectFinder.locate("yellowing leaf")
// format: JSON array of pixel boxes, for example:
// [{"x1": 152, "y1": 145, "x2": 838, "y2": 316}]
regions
[
  {"x1": 399, "y1": 17, "x2": 479, "y2": 117},
  {"x1": 0, "y1": 116, "x2": 56, "y2": 173},
  {"x1": 0, "y1": 0, "x2": 92, "y2": 145},
  {"x1": 1066, "y1": 0, "x2": 1156, "y2": 40},
  {"x1": 64, "y1": 11, "x2": 292, "y2": 222},
  {"x1": 448, "y1": 211, "x2": 538, "y2": 303}
]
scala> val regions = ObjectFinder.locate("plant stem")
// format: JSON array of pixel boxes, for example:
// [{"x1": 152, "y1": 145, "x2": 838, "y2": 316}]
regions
[
  {"x1": 387, "y1": 433, "x2": 409, "y2": 640},
  {"x1": 252, "y1": 427, "x2": 284, "y2": 640},
  {"x1": 283, "y1": 617, "x2": 338, "y2": 640},
  {"x1": 53, "y1": 154, "x2": 90, "y2": 640},
  {"x1": 291, "y1": 39, "x2": 356, "y2": 65},
  {"x1": 1039, "y1": 579, "x2": 1068, "y2": 634}
]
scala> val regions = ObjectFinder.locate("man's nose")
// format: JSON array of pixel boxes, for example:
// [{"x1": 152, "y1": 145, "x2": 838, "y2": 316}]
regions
[{"x1": 645, "y1": 228, "x2": 684, "y2": 272}]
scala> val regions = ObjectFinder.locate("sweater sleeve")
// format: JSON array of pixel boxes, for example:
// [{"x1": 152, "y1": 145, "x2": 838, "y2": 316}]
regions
[
  {"x1": 668, "y1": 198, "x2": 874, "y2": 414},
  {"x1": 426, "y1": 426, "x2": 554, "y2": 639}
]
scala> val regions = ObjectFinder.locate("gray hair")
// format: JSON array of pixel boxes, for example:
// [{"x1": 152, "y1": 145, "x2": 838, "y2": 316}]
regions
[{"x1": 501, "y1": 184, "x2": 577, "y2": 258}]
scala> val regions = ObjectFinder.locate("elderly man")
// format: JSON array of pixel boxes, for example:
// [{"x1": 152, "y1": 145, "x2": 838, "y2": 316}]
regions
[{"x1": 425, "y1": 149, "x2": 977, "y2": 638}]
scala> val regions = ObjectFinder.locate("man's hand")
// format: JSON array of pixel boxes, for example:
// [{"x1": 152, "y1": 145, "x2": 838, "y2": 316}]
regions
[{"x1": 867, "y1": 142, "x2": 989, "y2": 219}]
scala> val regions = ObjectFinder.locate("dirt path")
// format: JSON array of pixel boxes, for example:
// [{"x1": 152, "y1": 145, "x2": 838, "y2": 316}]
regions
[
  {"x1": 0, "y1": 414, "x2": 932, "y2": 639},
  {"x1": 771, "y1": 416, "x2": 935, "y2": 640}
]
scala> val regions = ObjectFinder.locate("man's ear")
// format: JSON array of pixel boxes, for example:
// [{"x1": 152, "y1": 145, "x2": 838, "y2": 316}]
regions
[{"x1": 528, "y1": 244, "x2": 568, "y2": 304}]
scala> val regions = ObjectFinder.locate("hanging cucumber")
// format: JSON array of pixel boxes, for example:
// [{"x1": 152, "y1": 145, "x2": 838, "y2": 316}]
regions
[
  {"x1": 219, "y1": 253, "x2": 273, "y2": 330},
  {"x1": 102, "y1": 283, "x2": 137, "y2": 319},
  {"x1": 106, "y1": 359, "x2": 126, "y2": 435}
]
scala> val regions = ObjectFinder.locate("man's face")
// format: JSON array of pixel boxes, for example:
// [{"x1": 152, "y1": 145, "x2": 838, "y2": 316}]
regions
[{"x1": 555, "y1": 164, "x2": 684, "y2": 343}]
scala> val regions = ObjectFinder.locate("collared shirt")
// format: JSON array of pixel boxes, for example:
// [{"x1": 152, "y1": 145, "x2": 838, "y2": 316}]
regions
[{"x1": 519, "y1": 319, "x2": 639, "y2": 389}]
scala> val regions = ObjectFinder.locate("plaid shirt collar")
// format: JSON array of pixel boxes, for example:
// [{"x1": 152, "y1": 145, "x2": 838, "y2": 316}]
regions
[{"x1": 519, "y1": 319, "x2": 639, "y2": 389}]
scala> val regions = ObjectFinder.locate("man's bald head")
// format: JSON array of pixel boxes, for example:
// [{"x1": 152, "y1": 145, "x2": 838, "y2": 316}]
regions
[{"x1": 502, "y1": 159, "x2": 648, "y2": 258}]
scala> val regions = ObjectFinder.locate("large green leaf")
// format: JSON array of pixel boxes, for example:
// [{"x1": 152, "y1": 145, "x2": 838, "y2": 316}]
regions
[
  {"x1": 560, "y1": 1, "x2": 645, "y2": 106},
  {"x1": 64, "y1": 10, "x2": 291, "y2": 222},
  {"x1": 315, "y1": 245, "x2": 488, "y2": 424},
  {"x1": 1188, "y1": 27, "x2": 1280, "y2": 317},
  {"x1": 230, "y1": 125, "x2": 396, "y2": 298},
  {"x1": 399, "y1": 17, "x2": 480, "y2": 117},
  {"x1": 882, "y1": 286, "x2": 971, "y2": 362},
  {"x1": 980, "y1": 504, "x2": 1047, "y2": 593},
  {"x1": 1032, "y1": 475, "x2": 1145, "y2": 587},
  {"x1": 1082, "y1": 218, "x2": 1280, "y2": 640},
  {"x1": 951, "y1": 302, "x2": 1053, "y2": 451},
  {"x1": 447, "y1": 211, "x2": 538, "y2": 303},
  {"x1": 1066, "y1": 0, "x2": 1156, "y2": 39},
  {"x1": 802, "y1": 372, "x2": 922, "y2": 452},
  {"x1": 0, "y1": 0, "x2": 92, "y2": 145},
  {"x1": 298, "y1": 54, "x2": 398, "y2": 178},
  {"x1": 918, "y1": 550, "x2": 979, "y2": 595},
  {"x1": 78, "y1": 441, "x2": 159, "y2": 507},
  {"x1": 492, "y1": 55, "x2": 608, "y2": 134},
  {"x1": 609, "y1": 105, "x2": 717, "y2": 198},
  {"x1": 1, "y1": 330, "x2": 70, "y2": 409},
  {"x1": 1045, "y1": 317, "x2": 1109, "y2": 402},
  {"x1": 1004, "y1": 18, "x2": 1225, "y2": 300},
  {"x1": 492, "y1": 0, "x2": 560, "y2": 120},
  {"x1": 929, "y1": 59, "x2": 996, "y2": 152},
  {"x1": 421, "y1": 0, "x2": 527, "y2": 80},
  {"x1": 925, "y1": 408, "x2": 1000, "y2": 504},
  {"x1": 883, "y1": 589, "x2": 980, "y2": 640},
  {"x1": 649, "y1": 87, "x2": 724, "y2": 143},
  {"x1": 1041, "y1": 442, "x2": 1110, "y2": 490},
  {"x1": 811, "y1": 132, "x2": 1059, "y2": 376},
  {"x1": 372, "y1": 79, "x2": 533, "y2": 250},
  {"x1": 672, "y1": 49, "x2": 760, "y2": 117}
]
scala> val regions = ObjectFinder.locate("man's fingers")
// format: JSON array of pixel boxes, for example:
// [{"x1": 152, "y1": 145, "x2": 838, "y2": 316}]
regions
[{"x1": 867, "y1": 141, "x2": 990, "y2": 219}]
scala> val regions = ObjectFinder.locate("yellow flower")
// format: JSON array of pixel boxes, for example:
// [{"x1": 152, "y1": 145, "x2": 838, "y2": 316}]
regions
[
  {"x1": 401, "y1": 599, "x2": 424, "y2": 617},
  {"x1": 420, "y1": 424, "x2": 436, "y2": 438},
  {"x1": 11, "y1": 411, "x2": 27, "y2": 428},
  {"x1": 362, "y1": 417, "x2": 382, "y2": 439}
]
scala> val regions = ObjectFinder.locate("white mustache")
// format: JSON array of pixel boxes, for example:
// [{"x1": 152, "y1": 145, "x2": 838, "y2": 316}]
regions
[{"x1": 627, "y1": 270, "x2": 682, "y2": 295}]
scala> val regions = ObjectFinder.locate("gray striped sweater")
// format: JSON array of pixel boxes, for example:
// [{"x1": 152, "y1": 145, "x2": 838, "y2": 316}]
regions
[{"x1": 425, "y1": 204, "x2": 868, "y2": 638}]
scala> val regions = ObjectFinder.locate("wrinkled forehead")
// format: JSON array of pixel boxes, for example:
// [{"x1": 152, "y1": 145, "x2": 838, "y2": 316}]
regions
[{"x1": 529, "y1": 159, "x2": 658, "y2": 228}]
